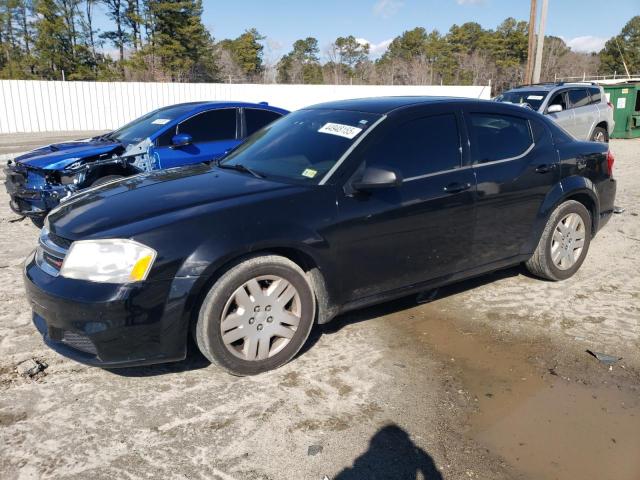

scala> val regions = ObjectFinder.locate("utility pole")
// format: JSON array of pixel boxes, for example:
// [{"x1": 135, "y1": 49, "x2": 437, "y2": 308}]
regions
[
  {"x1": 532, "y1": 0, "x2": 549, "y2": 84},
  {"x1": 524, "y1": 0, "x2": 537, "y2": 85}
]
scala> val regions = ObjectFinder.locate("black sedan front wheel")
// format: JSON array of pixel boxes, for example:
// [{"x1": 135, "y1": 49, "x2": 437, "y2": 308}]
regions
[{"x1": 195, "y1": 255, "x2": 315, "y2": 375}]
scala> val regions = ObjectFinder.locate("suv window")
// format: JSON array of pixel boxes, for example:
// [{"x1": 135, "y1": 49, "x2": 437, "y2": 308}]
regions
[
  {"x1": 588, "y1": 87, "x2": 602, "y2": 104},
  {"x1": 568, "y1": 89, "x2": 590, "y2": 108},
  {"x1": 365, "y1": 114, "x2": 461, "y2": 179},
  {"x1": 245, "y1": 109, "x2": 283, "y2": 136},
  {"x1": 469, "y1": 113, "x2": 533, "y2": 164},
  {"x1": 178, "y1": 109, "x2": 237, "y2": 143},
  {"x1": 547, "y1": 91, "x2": 567, "y2": 111}
]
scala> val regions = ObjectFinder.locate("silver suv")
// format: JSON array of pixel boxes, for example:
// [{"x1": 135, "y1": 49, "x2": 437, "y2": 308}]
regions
[{"x1": 495, "y1": 83, "x2": 614, "y2": 142}]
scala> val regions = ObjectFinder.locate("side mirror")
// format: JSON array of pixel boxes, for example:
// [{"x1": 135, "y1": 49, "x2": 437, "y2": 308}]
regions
[
  {"x1": 171, "y1": 133, "x2": 192, "y2": 148},
  {"x1": 352, "y1": 167, "x2": 403, "y2": 191},
  {"x1": 547, "y1": 104, "x2": 563, "y2": 113}
]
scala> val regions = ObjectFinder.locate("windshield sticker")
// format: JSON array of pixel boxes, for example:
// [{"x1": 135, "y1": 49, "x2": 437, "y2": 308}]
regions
[
  {"x1": 151, "y1": 118, "x2": 171, "y2": 125},
  {"x1": 318, "y1": 123, "x2": 363, "y2": 139},
  {"x1": 527, "y1": 95, "x2": 544, "y2": 100},
  {"x1": 301, "y1": 168, "x2": 318, "y2": 178}
]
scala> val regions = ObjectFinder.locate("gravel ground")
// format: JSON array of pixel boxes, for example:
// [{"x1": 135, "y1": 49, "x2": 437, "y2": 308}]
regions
[{"x1": 0, "y1": 138, "x2": 638, "y2": 480}]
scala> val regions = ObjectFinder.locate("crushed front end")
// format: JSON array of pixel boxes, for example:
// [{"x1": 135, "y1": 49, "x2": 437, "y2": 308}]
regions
[
  {"x1": 4, "y1": 160, "x2": 77, "y2": 223},
  {"x1": 4, "y1": 138, "x2": 156, "y2": 225}
]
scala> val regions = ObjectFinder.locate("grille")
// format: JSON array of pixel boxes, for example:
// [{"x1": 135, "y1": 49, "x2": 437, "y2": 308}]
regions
[
  {"x1": 47, "y1": 231, "x2": 72, "y2": 250},
  {"x1": 61, "y1": 331, "x2": 98, "y2": 355},
  {"x1": 36, "y1": 227, "x2": 69, "y2": 276}
]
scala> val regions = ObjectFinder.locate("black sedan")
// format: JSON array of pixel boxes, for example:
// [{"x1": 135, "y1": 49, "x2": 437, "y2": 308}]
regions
[{"x1": 24, "y1": 97, "x2": 616, "y2": 375}]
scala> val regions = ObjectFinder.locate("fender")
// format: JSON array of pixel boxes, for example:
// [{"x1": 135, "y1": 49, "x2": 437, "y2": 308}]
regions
[
  {"x1": 173, "y1": 221, "x2": 340, "y2": 324},
  {"x1": 521, "y1": 175, "x2": 600, "y2": 255}
]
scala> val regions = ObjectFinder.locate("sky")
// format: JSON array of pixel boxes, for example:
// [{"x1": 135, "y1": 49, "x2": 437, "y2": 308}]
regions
[{"x1": 94, "y1": 0, "x2": 637, "y2": 60}]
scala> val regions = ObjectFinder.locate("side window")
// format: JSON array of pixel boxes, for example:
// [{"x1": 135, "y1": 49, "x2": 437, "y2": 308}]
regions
[
  {"x1": 469, "y1": 113, "x2": 533, "y2": 164},
  {"x1": 568, "y1": 89, "x2": 590, "y2": 109},
  {"x1": 588, "y1": 87, "x2": 602, "y2": 104},
  {"x1": 245, "y1": 109, "x2": 283, "y2": 136},
  {"x1": 365, "y1": 114, "x2": 461, "y2": 179},
  {"x1": 548, "y1": 91, "x2": 567, "y2": 111},
  {"x1": 178, "y1": 109, "x2": 237, "y2": 143}
]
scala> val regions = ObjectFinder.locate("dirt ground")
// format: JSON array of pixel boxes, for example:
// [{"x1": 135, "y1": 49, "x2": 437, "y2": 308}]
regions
[{"x1": 0, "y1": 138, "x2": 638, "y2": 480}]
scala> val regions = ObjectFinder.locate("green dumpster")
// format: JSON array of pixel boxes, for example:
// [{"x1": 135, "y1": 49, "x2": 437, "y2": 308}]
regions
[{"x1": 603, "y1": 83, "x2": 640, "y2": 139}]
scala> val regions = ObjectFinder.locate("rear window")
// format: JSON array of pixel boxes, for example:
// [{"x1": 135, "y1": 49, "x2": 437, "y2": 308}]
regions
[
  {"x1": 468, "y1": 114, "x2": 533, "y2": 164},
  {"x1": 589, "y1": 87, "x2": 602, "y2": 104},
  {"x1": 568, "y1": 89, "x2": 590, "y2": 108},
  {"x1": 245, "y1": 109, "x2": 283, "y2": 136}
]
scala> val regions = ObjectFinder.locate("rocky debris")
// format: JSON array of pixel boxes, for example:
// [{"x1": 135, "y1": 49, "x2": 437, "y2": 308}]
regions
[{"x1": 16, "y1": 359, "x2": 48, "y2": 378}]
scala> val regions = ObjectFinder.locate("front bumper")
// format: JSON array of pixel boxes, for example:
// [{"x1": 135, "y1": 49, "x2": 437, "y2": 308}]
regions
[
  {"x1": 24, "y1": 253, "x2": 198, "y2": 367},
  {"x1": 4, "y1": 166, "x2": 70, "y2": 218}
]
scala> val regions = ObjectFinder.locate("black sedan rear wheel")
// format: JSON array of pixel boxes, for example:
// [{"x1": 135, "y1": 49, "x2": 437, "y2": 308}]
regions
[
  {"x1": 195, "y1": 255, "x2": 315, "y2": 375},
  {"x1": 526, "y1": 200, "x2": 592, "y2": 281}
]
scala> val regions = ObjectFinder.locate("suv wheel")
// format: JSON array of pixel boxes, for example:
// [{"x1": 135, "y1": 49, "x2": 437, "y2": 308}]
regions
[
  {"x1": 590, "y1": 127, "x2": 608, "y2": 143},
  {"x1": 526, "y1": 200, "x2": 592, "y2": 281},
  {"x1": 195, "y1": 255, "x2": 315, "y2": 375}
]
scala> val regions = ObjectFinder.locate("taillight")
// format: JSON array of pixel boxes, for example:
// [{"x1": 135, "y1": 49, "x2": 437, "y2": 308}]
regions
[
  {"x1": 607, "y1": 150, "x2": 615, "y2": 177},
  {"x1": 607, "y1": 101, "x2": 614, "y2": 109}
]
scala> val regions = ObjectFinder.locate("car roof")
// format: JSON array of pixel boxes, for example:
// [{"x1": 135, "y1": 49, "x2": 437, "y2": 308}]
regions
[
  {"x1": 304, "y1": 96, "x2": 485, "y2": 114},
  {"x1": 162, "y1": 101, "x2": 289, "y2": 114},
  {"x1": 505, "y1": 83, "x2": 600, "y2": 93}
]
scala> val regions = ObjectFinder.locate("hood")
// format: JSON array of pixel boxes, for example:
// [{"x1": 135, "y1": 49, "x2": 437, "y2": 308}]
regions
[
  {"x1": 15, "y1": 138, "x2": 123, "y2": 170},
  {"x1": 48, "y1": 164, "x2": 298, "y2": 239}
]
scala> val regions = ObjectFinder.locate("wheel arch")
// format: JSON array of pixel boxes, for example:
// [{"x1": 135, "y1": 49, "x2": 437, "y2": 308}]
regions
[
  {"x1": 182, "y1": 243, "x2": 337, "y2": 335},
  {"x1": 523, "y1": 176, "x2": 600, "y2": 255}
]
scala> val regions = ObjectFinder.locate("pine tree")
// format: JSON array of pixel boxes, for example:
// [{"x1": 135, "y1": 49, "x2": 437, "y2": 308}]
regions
[
  {"x1": 129, "y1": 0, "x2": 215, "y2": 81},
  {"x1": 33, "y1": 0, "x2": 73, "y2": 79}
]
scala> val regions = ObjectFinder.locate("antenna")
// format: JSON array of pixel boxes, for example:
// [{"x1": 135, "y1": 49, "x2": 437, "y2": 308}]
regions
[{"x1": 615, "y1": 38, "x2": 631, "y2": 79}]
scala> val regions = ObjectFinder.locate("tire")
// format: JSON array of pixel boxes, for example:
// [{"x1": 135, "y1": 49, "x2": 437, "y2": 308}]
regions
[
  {"x1": 195, "y1": 255, "x2": 316, "y2": 376},
  {"x1": 526, "y1": 200, "x2": 592, "y2": 281},
  {"x1": 30, "y1": 216, "x2": 45, "y2": 229},
  {"x1": 590, "y1": 126, "x2": 608, "y2": 143},
  {"x1": 91, "y1": 175, "x2": 124, "y2": 186}
]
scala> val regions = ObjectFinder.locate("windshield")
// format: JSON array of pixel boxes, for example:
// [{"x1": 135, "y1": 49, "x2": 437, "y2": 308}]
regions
[
  {"x1": 220, "y1": 109, "x2": 383, "y2": 184},
  {"x1": 495, "y1": 90, "x2": 548, "y2": 111},
  {"x1": 106, "y1": 104, "x2": 197, "y2": 145}
]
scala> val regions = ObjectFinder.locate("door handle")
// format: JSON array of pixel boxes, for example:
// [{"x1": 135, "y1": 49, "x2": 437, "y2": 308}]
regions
[
  {"x1": 535, "y1": 164, "x2": 557, "y2": 174},
  {"x1": 443, "y1": 182, "x2": 472, "y2": 194}
]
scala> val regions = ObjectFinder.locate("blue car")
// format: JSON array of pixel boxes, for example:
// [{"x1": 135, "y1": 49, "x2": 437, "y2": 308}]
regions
[{"x1": 4, "y1": 101, "x2": 288, "y2": 227}]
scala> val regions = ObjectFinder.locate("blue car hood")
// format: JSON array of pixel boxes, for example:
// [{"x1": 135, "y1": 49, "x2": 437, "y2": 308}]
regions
[{"x1": 15, "y1": 138, "x2": 123, "y2": 170}]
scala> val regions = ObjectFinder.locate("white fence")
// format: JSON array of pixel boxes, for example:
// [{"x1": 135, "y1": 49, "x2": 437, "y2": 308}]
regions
[{"x1": 0, "y1": 80, "x2": 491, "y2": 134}]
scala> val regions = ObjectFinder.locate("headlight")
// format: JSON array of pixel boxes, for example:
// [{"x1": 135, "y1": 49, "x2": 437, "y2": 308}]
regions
[{"x1": 60, "y1": 239, "x2": 157, "y2": 283}]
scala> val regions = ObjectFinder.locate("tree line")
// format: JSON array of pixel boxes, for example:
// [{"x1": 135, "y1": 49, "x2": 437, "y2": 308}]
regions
[{"x1": 0, "y1": 0, "x2": 638, "y2": 92}]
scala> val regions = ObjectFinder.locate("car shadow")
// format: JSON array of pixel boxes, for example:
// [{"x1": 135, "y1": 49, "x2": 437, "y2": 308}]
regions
[
  {"x1": 300, "y1": 264, "x2": 526, "y2": 355},
  {"x1": 335, "y1": 423, "x2": 443, "y2": 480},
  {"x1": 109, "y1": 264, "x2": 527, "y2": 377}
]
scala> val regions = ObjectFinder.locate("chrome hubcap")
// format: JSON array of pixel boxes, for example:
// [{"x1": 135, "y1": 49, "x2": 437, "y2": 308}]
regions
[
  {"x1": 220, "y1": 275, "x2": 301, "y2": 361},
  {"x1": 551, "y1": 213, "x2": 586, "y2": 270},
  {"x1": 594, "y1": 131, "x2": 606, "y2": 142}
]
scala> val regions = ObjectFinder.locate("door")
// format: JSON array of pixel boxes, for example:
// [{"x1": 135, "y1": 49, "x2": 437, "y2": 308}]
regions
[
  {"x1": 546, "y1": 91, "x2": 575, "y2": 136},
  {"x1": 465, "y1": 110, "x2": 559, "y2": 266},
  {"x1": 568, "y1": 88, "x2": 597, "y2": 140},
  {"x1": 155, "y1": 108, "x2": 240, "y2": 168},
  {"x1": 335, "y1": 111, "x2": 476, "y2": 299}
]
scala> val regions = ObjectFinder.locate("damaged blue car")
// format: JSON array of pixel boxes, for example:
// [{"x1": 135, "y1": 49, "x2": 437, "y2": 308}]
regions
[{"x1": 4, "y1": 101, "x2": 288, "y2": 227}]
